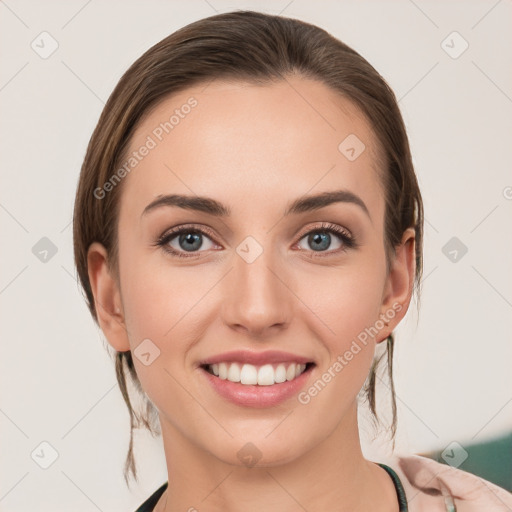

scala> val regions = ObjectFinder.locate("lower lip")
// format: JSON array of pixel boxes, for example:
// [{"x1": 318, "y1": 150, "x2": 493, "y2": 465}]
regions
[{"x1": 199, "y1": 364, "x2": 315, "y2": 408}]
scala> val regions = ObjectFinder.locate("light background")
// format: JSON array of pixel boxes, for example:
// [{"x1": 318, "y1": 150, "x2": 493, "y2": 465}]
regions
[{"x1": 1, "y1": 0, "x2": 511, "y2": 510}]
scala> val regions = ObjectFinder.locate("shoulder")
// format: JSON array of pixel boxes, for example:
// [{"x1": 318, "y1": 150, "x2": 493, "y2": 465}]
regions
[{"x1": 378, "y1": 452, "x2": 512, "y2": 512}]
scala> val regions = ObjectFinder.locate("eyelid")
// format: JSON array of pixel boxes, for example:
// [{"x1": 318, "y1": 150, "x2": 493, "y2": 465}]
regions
[
  {"x1": 157, "y1": 223, "x2": 219, "y2": 244},
  {"x1": 294, "y1": 221, "x2": 353, "y2": 242}
]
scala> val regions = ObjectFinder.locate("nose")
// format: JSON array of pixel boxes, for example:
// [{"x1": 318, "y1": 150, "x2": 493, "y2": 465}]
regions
[{"x1": 221, "y1": 242, "x2": 292, "y2": 337}]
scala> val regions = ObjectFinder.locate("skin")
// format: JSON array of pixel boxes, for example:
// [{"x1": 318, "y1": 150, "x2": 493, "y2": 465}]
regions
[{"x1": 87, "y1": 75, "x2": 415, "y2": 511}]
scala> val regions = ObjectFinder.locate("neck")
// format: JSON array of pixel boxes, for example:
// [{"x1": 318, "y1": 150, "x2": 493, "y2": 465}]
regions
[{"x1": 155, "y1": 402, "x2": 398, "y2": 512}]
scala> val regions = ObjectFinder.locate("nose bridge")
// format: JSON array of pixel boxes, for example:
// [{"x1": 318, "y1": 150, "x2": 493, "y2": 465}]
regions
[{"x1": 222, "y1": 235, "x2": 292, "y2": 333}]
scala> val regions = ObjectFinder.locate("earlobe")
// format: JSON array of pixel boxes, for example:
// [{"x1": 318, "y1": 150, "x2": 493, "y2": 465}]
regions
[
  {"x1": 377, "y1": 228, "x2": 416, "y2": 343},
  {"x1": 87, "y1": 242, "x2": 131, "y2": 352}
]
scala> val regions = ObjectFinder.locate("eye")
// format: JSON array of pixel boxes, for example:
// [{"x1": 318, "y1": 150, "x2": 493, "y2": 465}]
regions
[
  {"x1": 155, "y1": 224, "x2": 220, "y2": 258},
  {"x1": 295, "y1": 222, "x2": 356, "y2": 256},
  {"x1": 155, "y1": 222, "x2": 356, "y2": 260}
]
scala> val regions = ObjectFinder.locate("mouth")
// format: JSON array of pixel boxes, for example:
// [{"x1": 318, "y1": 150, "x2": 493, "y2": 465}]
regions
[
  {"x1": 197, "y1": 349, "x2": 317, "y2": 407},
  {"x1": 199, "y1": 360, "x2": 316, "y2": 408},
  {"x1": 200, "y1": 361, "x2": 316, "y2": 386}
]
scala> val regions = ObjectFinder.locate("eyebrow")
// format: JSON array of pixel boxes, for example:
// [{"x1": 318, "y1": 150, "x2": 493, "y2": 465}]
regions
[{"x1": 141, "y1": 189, "x2": 370, "y2": 219}]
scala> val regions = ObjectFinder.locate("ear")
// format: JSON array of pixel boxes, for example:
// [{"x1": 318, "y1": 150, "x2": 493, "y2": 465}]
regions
[
  {"x1": 87, "y1": 242, "x2": 130, "y2": 352},
  {"x1": 376, "y1": 227, "x2": 416, "y2": 343}
]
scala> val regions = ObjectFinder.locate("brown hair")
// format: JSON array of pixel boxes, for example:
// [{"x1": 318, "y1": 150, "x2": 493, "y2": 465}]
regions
[{"x1": 73, "y1": 10, "x2": 423, "y2": 485}]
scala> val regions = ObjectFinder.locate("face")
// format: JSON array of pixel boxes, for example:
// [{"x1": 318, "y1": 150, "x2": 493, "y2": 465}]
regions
[{"x1": 89, "y1": 76, "x2": 414, "y2": 468}]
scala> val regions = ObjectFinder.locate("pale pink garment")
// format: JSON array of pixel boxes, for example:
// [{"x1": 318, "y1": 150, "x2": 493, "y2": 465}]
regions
[{"x1": 377, "y1": 453, "x2": 512, "y2": 511}]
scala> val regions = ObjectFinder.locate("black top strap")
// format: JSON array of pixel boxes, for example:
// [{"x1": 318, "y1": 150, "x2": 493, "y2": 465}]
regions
[
  {"x1": 134, "y1": 482, "x2": 168, "y2": 512},
  {"x1": 378, "y1": 463, "x2": 408, "y2": 511}
]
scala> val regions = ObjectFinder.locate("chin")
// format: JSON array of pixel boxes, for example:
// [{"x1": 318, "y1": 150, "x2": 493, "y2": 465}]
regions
[{"x1": 206, "y1": 434, "x2": 307, "y2": 469}]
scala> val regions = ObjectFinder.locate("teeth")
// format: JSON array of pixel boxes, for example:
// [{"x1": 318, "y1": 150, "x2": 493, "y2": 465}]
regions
[
  {"x1": 241, "y1": 364, "x2": 258, "y2": 385},
  {"x1": 274, "y1": 364, "x2": 287, "y2": 383},
  {"x1": 257, "y1": 364, "x2": 274, "y2": 386},
  {"x1": 207, "y1": 362, "x2": 308, "y2": 385},
  {"x1": 227, "y1": 362, "x2": 241, "y2": 382},
  {"x1": 218, "y1": 362, "x2": 228, "y2": 379}
]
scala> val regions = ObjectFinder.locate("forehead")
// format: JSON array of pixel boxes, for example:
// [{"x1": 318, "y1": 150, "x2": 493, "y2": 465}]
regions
[{"x1": 119, "y1": 76, "x2": 385, "y2": 221}]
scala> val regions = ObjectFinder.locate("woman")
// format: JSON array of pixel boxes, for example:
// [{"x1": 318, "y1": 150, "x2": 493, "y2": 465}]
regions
[{"x1": 73, "y1": 10, "x2": 512, "y2": 512}]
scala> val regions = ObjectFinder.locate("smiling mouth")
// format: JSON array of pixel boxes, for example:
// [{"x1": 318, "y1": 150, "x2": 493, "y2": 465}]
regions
[{"x1": 200, "y1": 361, "x2": 316, "y2": 386}]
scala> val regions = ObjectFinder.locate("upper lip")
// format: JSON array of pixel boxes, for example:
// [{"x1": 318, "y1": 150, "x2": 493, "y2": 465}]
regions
[{"x1": 199, "y1": 350, "x2": 314, "y2": 367}]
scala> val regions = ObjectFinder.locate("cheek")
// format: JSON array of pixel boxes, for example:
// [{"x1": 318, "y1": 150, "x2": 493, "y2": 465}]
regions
[
  {"x1": 119, "y1": 258, "x2": 202, "y2": 345},
  {"x1": 293, "y1": 266, "x2": 385, "y2": 411},
  {"x1": 296, "y1": 260, "x2": 386, "y2": 349},
  {"x1": 117, "y1": 224, "x2": 191, "y2": 339},
  {"x1": 118, "y1": 260, "x2": 208, "y2": 413}
]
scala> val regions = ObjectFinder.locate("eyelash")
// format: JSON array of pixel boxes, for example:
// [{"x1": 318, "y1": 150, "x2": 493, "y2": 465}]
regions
[{"x1": 154, "y1": 222, "x2": 357, "y2": 259}]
